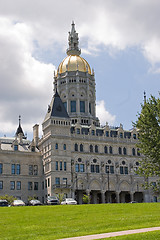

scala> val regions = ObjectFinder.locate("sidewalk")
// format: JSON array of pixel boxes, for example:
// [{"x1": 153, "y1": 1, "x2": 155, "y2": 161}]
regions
[{"x1": 59, "y1": 227, "x2": 160, "y2": 240}]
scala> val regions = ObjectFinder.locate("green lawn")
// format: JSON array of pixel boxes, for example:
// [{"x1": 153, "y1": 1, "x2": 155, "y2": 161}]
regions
[
  {"x1": 0, "y1": 203, "x2": 160, "y2": 240},
  {"x1": 102, "y1": 231, "x2": 160, "y2": 240}
]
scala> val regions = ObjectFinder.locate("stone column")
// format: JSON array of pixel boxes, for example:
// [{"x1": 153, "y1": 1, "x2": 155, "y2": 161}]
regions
[
  {"x1": 101, "y1": 190, "x2": 106, "y2": 203},
  {"x1": 130, "y1": 192, "x2": 134, "y2": 202},
  {"x1": 116, "y1": 191, "x2": 120, "y2": 203}
]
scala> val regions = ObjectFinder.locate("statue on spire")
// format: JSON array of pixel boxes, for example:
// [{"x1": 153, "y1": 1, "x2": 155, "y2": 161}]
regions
[{"x1": 66, "y1": 21, "x2": 81, "y2": 56}]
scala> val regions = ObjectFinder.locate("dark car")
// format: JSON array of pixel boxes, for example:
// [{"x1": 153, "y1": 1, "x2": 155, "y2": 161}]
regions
[
  {"x1": 47, "y1": 196, "x2": 59, "y2": 205},
  {"x1": 0, "y1": 200, "x2": 8, "y2": 207}
]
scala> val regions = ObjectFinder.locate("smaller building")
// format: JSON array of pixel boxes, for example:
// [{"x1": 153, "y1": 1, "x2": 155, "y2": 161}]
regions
[{"x1": 0, "y1": 118, "x2": 43, "y2": 203}]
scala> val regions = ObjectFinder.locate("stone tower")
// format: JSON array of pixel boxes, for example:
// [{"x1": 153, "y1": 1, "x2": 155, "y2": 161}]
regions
[{"x1": 54, "y1": 21, "x2": 99, "y2": 126}]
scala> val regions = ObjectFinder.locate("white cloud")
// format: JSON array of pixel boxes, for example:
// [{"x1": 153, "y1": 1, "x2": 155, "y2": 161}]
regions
[
  {"x1": 96, "y1": 100, "x2": 116, "y2": 126},
  {"x1": 0, "y1": 0, "x2": 160, "y2": 136},
  {"x1": 0, "y1": 17, "x2": 55, "y2": 136}
]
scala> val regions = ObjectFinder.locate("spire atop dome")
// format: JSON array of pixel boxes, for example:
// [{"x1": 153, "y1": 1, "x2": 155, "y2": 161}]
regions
[{"x1": 66, "y1": 21, "x2": 81, "y2": 56}]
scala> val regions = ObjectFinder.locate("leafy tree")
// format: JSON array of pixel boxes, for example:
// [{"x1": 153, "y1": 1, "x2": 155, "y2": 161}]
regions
[
  {"x1": 28, "y1": 195, "x2": 37, "y2": 202},
  {"x1": 83, "y1": 194, "x2": 90, "y2": 204},
  {"x1": 0, "y1": 195, "x2": 17, "y2": 205},
  {"x1": 134, "y1": 95, "x2": 160, "y2": 187},
  {"x1": 58, "y1": 193, "x2": 64, "y2": 204}
]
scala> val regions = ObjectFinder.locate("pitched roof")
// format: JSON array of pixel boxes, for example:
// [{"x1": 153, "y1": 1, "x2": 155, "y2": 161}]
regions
[{"x1": 44, "y1": 90, "x2": 69, "y2": 120}]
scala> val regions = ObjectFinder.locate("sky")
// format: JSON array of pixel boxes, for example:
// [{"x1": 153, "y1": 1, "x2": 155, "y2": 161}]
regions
[{"x1": 0, "y1": 0, "x2": 160, "y2": 139}]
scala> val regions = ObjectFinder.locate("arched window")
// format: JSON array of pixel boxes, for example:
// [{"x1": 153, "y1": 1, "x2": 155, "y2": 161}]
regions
[
  {"x1": 123, "y1": 147, "x2": 127, "y2": 155},
  {"x1": 80, "y1": 144, "x2": 83, "y2": 152},
  {"x1": 90, "y1": 145, "x2": 93, "y2": 152},
  {"x1": 75, "y1": 143, "x2": 78, "y2": 152},
  {"x1": 132, "y1": 148, "x2": 135, "y2": 156},
  {"x1": 118, "y1": 147, "x2": 122, "y2": 155},
  {"x1": 104, "y1": 146, "x2": 108, "y2": 154},
  {"x1": 95, "y1": 145, "x2": 98, "y2": 153},
  {"x1": 137, "y1": 148, "x2": 140, "y2": 156},
  {"x1": 109, "y1": 146, "x2": 112, "y2": 154}
]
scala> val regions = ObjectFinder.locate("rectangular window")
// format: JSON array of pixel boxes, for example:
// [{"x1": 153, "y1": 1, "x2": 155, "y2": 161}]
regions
[
  {"x1": 92, "y1": 130, "x2": 95, "y2": 136},
  {"x1": 34, "y1": 165, "x2": 38, "y2": 175},
  {"x1": 55, "y1": 143, "x2": 58, "y2": 149},
  {"x1": 63, "y1": 102, "x2": 67, "y2": 111},
  {"x1": 80, "y1": 164, "x2": 84, "y2": 172},
  {"x1": 11, "y1": 164, "x2": 15, "y2": 175},
  {"x1": 63, "y1": 144, "x2": 66, "y2": 150},
  {"x1": 120, "y1": 166, "x2": 124, "y2": 174},
  {"x1": 55, "y1": 177, "x2": 60, "y2": 185},
  {"x1": 105, "y1": 165, "x2": 109, "y2": 173},
  {"x1": 110, "y1": 166, "x2": 114, "y2": 174},
  {"x1": 64, "y1": 162, "x2": 67, "y2": 171},
  {"x1": 28, "y1": 182, "x2": 32, "y2": 190},
  {"x1": 45, "y1": 179, "x2": 47, "y2": 188},
  {"x1": 16, "y1": 164, "x2": 20, "y2": 175},
  {"x1": 56, "y1": 161, "x2": 58, "y2": 171},
  {"x1": 0, "y1": 181, "x2": 3, "y2": 189},
  {"x1": 75, "y1": 164, "x2": 79, "y2": 172},
  {"x1": 77, "y1": 128, "x2": 80, "y2": 134},
  {"x1": 96, "y1": 165, "x2": 99, "y2": 173},
  {"x1": 48, "y1": 178, "x2": 50, "y2": 187},
  {"x1": 71, "y1": 101, "x2": 76, "y2": 112},
  {"x1": 14, "y1": 145, "x2": 18, "y2": 151},
  {"x1": 42, "y1": 181, "x2": 44, "y2": 190},
  {"x1": 16, "y1": 181, "x2": 21, "y2": 190},
  {"x1": 106, "y1": 131, "x2": 109, "y2": 137},
  {"x1": 89, "y1": 102, "x2": 91, "y2": 114},
  {"x1": 34, "y1": 182, "x2": 38, "y2": 190},
  {"x1": 80, "y1": 101, "x2": 85, "y2": 113},
  {"x1": 0, "y1": 163, "x2": 2, "y2": 174},
  {"x1": 91, "y1": 165, "x2": 94, "y2": 172},
  {"x1": 29, "y1": 165, "x2": 33, "y2": 175},
  {"x1": 124, "y1": 167, "x2": 128, "y2": 174},
  {"x1": 10, "y1": 181, "x2": 15, "y2": 190},
  {"x1": 63, "y1": 178, "x2": 67, "y2": 186},
  {"x1": 60, "y1": 161, "x2": 62, "y2": 171}
]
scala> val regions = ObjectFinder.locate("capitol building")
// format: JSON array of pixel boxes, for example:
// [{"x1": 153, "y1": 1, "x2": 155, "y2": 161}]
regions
[{"x1": 0, "y1": 23, "x2": 157, "y2": 204}]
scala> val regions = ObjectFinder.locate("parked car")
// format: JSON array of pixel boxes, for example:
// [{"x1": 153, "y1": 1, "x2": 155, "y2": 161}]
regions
[
  {"x1": 0, "y1": 200, "x2": 8, "y2": 207},
  {"x1": 61, "y1": 198, "x2": 77, "y2": 205},
  {"x1": 11, "y1": 200, "x2": 25, "y2": 206},
  {"x1": 29, "y1": 199, "x2": 42, "y2": 206},
  {"x1": 47, "y1": 196, "x2": 59, "y2": 205}
]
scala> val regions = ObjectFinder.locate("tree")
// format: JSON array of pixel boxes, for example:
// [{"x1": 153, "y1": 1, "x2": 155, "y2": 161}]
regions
[
  {"x1": 0, "y1": 195, "x2": 16, "y2": 205},
  {"x1": 58, "y1": 193, "x2": 64, "y2": 204},
  {"x1": 134, "y1": 95, "x2": 160, "y2": 186},
  {"x1": 82, "y1": 194, "x2": 90, "y2": 204}
]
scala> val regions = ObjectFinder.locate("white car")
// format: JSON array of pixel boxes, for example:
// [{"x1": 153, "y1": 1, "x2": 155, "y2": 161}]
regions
[
  {"x1": 11, "y1": 200, "x2": 25, "y2": 206},
  {"x1": 61, "y1": 198, "x2": 77, "y2": 205}
]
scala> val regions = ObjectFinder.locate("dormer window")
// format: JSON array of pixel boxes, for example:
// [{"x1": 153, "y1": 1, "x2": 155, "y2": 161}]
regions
[
  {"x1": 31, "y1": 146, "x2": 35, "y2": 152},
  {"x1": 120, "y1": 133, "x2": 123, "y2": 138},
  {"x1": 133, "y1": 134, "x2": 136, "y2": 139},
  {"x1": 14, "y1": 145, "x2": 18, "y2": 151}
]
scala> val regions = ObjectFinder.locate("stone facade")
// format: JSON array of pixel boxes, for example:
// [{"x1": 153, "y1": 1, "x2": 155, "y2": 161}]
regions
[{"x1": 0, "y1": 22, "x2": 158, "y2": 204}]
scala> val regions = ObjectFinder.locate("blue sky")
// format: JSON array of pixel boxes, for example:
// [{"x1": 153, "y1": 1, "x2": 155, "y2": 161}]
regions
[{"x1": 0, "y1": 0, "x2": 160, "y2": 139}]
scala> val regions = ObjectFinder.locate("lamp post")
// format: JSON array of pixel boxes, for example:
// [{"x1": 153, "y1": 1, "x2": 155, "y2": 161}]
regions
[{"x1": 106, "y1": 165, "x2": 110, "y2": 202}]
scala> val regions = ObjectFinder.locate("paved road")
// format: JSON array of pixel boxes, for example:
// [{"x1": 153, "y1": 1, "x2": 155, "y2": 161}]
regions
[{"x1": 59, "y1": 227, "x2": 160, "y2": 240}]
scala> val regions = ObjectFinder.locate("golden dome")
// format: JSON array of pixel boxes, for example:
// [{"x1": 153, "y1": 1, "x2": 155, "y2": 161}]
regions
[{"x1": 57, "y1": 55, "x2": 91, "y2": 75}]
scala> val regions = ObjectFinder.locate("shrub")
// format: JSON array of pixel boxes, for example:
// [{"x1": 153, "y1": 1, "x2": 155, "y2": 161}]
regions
[
  {"x1": 83, "y1": 194, "x2": 90, "y2": 204},
  {"x1": 0, "y1": 194, "x2": 17, "y2": 205}
]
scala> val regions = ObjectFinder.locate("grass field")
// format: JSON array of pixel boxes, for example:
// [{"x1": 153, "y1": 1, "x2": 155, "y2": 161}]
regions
[
  {"x1": 103, "y1": 231, "x2": 160, "y2": 240},
  {"x1": 0, "y1": 203, "x2": 160, "y2": 240}
]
